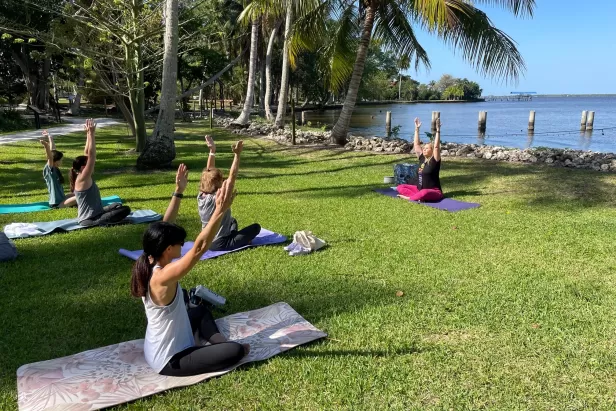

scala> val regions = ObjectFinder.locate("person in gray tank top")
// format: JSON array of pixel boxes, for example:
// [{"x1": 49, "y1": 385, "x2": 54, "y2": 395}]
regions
[
  {"x1": 198, "y1": 135, "x2": 260, "y2": 251},
  {"x1": 70, "y1": 119, "x2": 131, "y2": 226},
  {"x1": 130, "y1": 164, "x2": 249, "y2": 376}
]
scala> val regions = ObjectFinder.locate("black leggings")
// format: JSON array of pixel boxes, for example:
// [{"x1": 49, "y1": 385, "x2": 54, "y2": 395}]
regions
[
  {"x1": 80, "y1": 203, "x2": 131, "y2": 227},
  {"x1": 160, "y1": 304, "x2": 245, "y2": 377},
  {"x1": 210, "y1": 222, "x2": 261, "y2": 251}
]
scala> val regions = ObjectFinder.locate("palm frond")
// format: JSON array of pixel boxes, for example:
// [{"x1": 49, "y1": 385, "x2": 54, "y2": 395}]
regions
[
  {"x1": 468, "y1": 0, "x2": 535, "y2": 17},
  {"x1": 373, "y1": 1, "x2": 431, "y2": 71},
  {"x1": 288, "y1": 0, "x2": 332, "y2": 67},
  {"x1": 321, "y1": 3, "x2": 360, "y2": 91},
  {"x1": 412, "y1": 0, "x2": 526, "y2": 83}
]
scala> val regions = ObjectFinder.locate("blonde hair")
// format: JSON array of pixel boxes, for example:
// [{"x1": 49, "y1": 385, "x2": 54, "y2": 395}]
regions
[{"x1": 200, "y1": 167, "x2": 223, "y2": 194}]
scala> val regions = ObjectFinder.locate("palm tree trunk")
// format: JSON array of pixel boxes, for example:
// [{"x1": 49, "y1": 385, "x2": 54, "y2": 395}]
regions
[
  {"x1": 330, "y1": 4, "x2": 376, "y2": 145},
  {"x1": 138, "y1": 0, "x2": 178, "y2": 168},
  {"x1": 274, "y1": 2, "x2": 294, "y2": 128},
  {"x1": 233, "y1": 19, "x2": 260, "y2": 125},
  {"x1": 265, "y1": 21, "x2": 281, "y2": 121}
]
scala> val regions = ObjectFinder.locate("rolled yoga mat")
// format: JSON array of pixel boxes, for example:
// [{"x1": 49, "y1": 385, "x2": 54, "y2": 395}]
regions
[
  {"x1": 119, "y1": 228, "x2": 287, "y2": 261},
  {"x1": 0, "y1": 195, "x2": 122, "y2": 215},
  {"x1": 374, "y1": 187, "x2": 481, "y2": 212},
  {"x1": 17, "y1": 302, "x2": 326, "y2": 411},
  {"x1": 4, "y1": 209, "x2": 161, "y2": 239}
]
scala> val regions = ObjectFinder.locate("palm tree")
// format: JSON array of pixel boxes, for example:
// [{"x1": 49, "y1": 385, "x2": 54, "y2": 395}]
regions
[
  {"x1": 233, "y1": 18, "x2": 260, "y2": 125},
  {"x1": 322, "y1": 0, "x2": 534, "y2": 145},
  {"x1": 137, "y1": 0, "x2": 179, "y2": 168},
  {"x1": 264, "y1": 20, "x2": 282, "y2": 120},
  {"x1": 273, "y1": 1, "x2": 294, "y2": 128}
]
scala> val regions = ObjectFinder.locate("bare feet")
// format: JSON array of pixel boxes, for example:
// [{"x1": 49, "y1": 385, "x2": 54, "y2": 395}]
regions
[{"x1": 242, "y1": 343, "x2": 251, "y2": 357}]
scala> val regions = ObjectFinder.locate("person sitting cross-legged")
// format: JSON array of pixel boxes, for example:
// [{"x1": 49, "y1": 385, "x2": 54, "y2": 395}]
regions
[
  {"x1": 198, "y1": 135, "x2": 261, "y2": 251},
  {"x1": 396, "y1": 117, "x2": 444, "y2": 202},
  {"x1": 131, "y1": 164, "x2": 249, "y2": 377}
]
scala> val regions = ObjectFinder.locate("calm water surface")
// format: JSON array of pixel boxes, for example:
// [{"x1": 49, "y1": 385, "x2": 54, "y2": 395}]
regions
[{"x1": 301, "y1": 96, "x2": 616, "y2": 152}]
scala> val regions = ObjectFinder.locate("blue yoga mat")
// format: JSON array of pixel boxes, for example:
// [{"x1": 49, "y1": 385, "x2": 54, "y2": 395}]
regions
[
  {"x1": 4, "y1": 209, "x2": 161, "y2": 239},
  {"x1": 119, "y1": 229, "x2": 287, "y2": 262},
  {"x1": 0, "y1": 195, "x2": 122, "y2": 215}
]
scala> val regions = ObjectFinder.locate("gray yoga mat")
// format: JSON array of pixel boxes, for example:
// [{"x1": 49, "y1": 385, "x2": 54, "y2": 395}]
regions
[{"x1": 4, "y1": 210, "x2": 161, "y2": 239}]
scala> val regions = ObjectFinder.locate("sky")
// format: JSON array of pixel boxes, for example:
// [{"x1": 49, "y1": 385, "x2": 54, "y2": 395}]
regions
[{"x1": 405, "y1": 0, "x2": 616, "y2": 96}]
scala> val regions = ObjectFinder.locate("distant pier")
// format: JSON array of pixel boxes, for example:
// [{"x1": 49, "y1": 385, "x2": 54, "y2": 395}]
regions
[{"x1": 485, "y1": 91, "x2": 537, "y2": 102}]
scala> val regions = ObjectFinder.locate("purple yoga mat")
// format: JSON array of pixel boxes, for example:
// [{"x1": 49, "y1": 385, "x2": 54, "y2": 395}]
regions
[
  {"x1": 119, "y1": 228, "x2": 287, "y2": 261},
  {"x1": 374, "y1": 188, "x2": 481, "y2": 212}
]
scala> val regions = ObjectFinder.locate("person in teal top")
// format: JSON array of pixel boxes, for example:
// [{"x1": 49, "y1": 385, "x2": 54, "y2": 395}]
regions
[{"x1": 39, "y1": 130, "x2": 77, "y2": 208}]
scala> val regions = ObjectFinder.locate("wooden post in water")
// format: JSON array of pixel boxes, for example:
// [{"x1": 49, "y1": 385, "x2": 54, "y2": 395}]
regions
[
  {"x1": 386, "y1": 111, "x2": 392, "y2": 137},
  {"x1": 431, "y1": 111, "x2": 437, "y2": 133},
  {"x1": 478, "y1": 111, "x2": 487, "y2": 133},
  {"x1": 210, "y1": 108, "x2": 214, "y2": 129},
  {"x1": 528, "y1": 110, "x2": 536, "y2": 131},
  {"x1": 301, "y1": 111, "x2": 306, "y2": 126},
  {"x1": 586, "y1": 111, "x2": 595, "y2": 130},
  {"x1": 580, "y1": 111, "x2": 588, "y2": 131}
]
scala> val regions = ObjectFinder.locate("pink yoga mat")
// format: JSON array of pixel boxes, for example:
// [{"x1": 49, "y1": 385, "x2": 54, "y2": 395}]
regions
[
  {"x1": 17, "y1": 302, "x2": 326, "y2": 411},
  {"x1": 119, "y1": 228, "x2": 287, "y2": 261}
]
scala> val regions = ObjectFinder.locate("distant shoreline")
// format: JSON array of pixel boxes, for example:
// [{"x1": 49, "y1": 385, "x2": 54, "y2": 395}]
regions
[{"x1": 482, "y1": 94, "x2": 616, "y2": 98}]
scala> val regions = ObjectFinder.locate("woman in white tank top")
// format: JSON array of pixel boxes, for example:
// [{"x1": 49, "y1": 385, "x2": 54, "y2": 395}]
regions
[{"x1": 130, "y1": 163, "x2": 249, "y2": 376}]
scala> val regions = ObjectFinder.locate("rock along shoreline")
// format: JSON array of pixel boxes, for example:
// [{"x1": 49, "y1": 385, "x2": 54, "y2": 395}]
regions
[{"x1": 216, "y1": 117, "x2": 616, "y2": 172}]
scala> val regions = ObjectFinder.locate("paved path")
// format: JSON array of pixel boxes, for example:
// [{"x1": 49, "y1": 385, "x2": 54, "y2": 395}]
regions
[{"x1": 0, "y1": 118, "x2": 122, "y2": 145}]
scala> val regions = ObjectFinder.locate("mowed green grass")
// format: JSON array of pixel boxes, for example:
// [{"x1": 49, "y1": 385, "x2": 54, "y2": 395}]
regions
[{"x1": 2, "y1": 122, "x2": 616, "y2": 410}]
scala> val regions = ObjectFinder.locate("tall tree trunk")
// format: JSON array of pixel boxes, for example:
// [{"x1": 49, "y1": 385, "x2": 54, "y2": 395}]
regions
[
  {"x1": 258, "y1": 59, "x2": 265, "y2": 115},
  {"x1": 264, "y1": 21, "x2": 281, "y2": 121},
  {"x1": 274, "y1": 3, "x2": 293, "y2": 128},
  {"x1": 125, "y1": 42, "x2": 147, "y2": 151},
  {"x1": 68, "y1": 68, "x2": 85, "y2": 115},
  {"x1": 398, "y1": 73, "x2": 402, "y2": 100},
  {"x1": 233, "y1": 19, "x2": 259, "y2": 125},
  {"x1": 330, "y1": 4, "x2": 376, "y2": 145},
  {"x1": 138, "y1": 0, "x2": 178, "y2": 169}
]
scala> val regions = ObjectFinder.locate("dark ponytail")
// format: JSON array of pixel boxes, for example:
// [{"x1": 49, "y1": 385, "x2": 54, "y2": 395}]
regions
[
  {"x1": 70, "y1": 155, "x2": 88, "y2": 193},
  {"x1": 130, "y1": 222, "x2": 187, "y2": 298},
  {"x1": 131, "y1": 253, "x2": 154, "y2": 297}
]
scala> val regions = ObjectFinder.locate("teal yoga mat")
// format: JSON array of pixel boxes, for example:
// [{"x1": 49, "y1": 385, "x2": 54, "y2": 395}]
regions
[{"x1": 0, "y1": 195, "x2": 122, "y2": 215}]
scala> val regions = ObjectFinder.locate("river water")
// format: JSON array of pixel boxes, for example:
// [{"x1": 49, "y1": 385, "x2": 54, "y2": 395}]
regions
[{"x1": 301, "y1": 96, "x2": 616, "y2": 152}]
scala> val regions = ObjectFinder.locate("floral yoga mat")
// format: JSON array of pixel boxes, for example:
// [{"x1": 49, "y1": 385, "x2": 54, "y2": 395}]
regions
[{"x1": 17, "y1": 302, "x2": 326, "y2": 411}]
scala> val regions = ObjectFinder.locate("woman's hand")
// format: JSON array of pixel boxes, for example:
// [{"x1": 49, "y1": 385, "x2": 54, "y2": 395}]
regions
[
  {"x1": 175, "y1": 163, "x2": 189, "y2": 194},
  {"x1": 414, "y1": 118, "x2": 421, "y2": 129},
  {"x1": 83, "y1": 118, "x2": 97, "y2": 134},
  {"x1": 232, "y1": 140, "x2": 244, "y2": 155},
  {"x1": 39, "y1": 139, "x2": 49, "y2": 147},
  {"x1": 41, "y1": 130, "x2": 50, "y2": 139},
  {"x1": 205, "y1": 135, "x2": 216, "y2": 153},
  {"x1": 215, "y1": 179, "x2": 236, "y2": 213}
]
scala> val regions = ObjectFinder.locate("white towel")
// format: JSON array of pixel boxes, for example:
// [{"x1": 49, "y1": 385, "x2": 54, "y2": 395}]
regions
[
  {"x1": 4, "y1": 223, "x2": 40, "y2": 238},
  {"x1": 284, "y1": 231, "x2": 326, "y2": 256}
]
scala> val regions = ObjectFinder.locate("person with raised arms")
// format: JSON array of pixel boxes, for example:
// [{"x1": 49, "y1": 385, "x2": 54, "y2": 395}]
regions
[
  {"x1": 70, "y1": 119, "x2": 131, "y2": 226},
  {"x1": 198, "y1": 135, "x2": 261, "y2": 251},
  {"x1": 396, "y1": 118, "x2": 444, "y2": 202},
  {"x1": 39, "y1": 130, "x2": 77, "y2": 208},
  {"x1": 131, "y1": 164, "x2": 249, "y2": 376}
]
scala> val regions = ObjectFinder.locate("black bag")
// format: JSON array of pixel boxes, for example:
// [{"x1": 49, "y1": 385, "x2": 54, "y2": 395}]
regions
[{"x1": 394, "y1": 163, "x2": 419, "y2": 185}]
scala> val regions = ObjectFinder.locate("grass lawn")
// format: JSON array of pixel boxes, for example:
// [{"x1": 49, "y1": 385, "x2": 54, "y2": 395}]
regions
[{"x1": 2, "y1": 122, "x2": 616, "y2": 410}]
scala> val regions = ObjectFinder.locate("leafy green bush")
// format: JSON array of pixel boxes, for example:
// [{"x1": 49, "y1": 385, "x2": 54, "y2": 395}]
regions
[{"x1": 0, "y1": 109, "x2": 31, "y2": 132}]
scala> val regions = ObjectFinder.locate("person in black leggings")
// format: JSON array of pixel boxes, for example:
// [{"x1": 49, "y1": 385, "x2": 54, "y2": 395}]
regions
[
  {"x1": 70, "y1": 119, "x2": 131, "y2": 227},
  {"x1": 131, "y1": 164, "x2": 249, "y2": 376},
  {"x1": 198, "y1": 135, "x2": 260, "y2": 251}
]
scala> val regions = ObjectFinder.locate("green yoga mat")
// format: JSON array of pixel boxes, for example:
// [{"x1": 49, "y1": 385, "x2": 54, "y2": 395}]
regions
[{"x1": 0, "y1": 195, "x2": 122, "y2": 215}]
